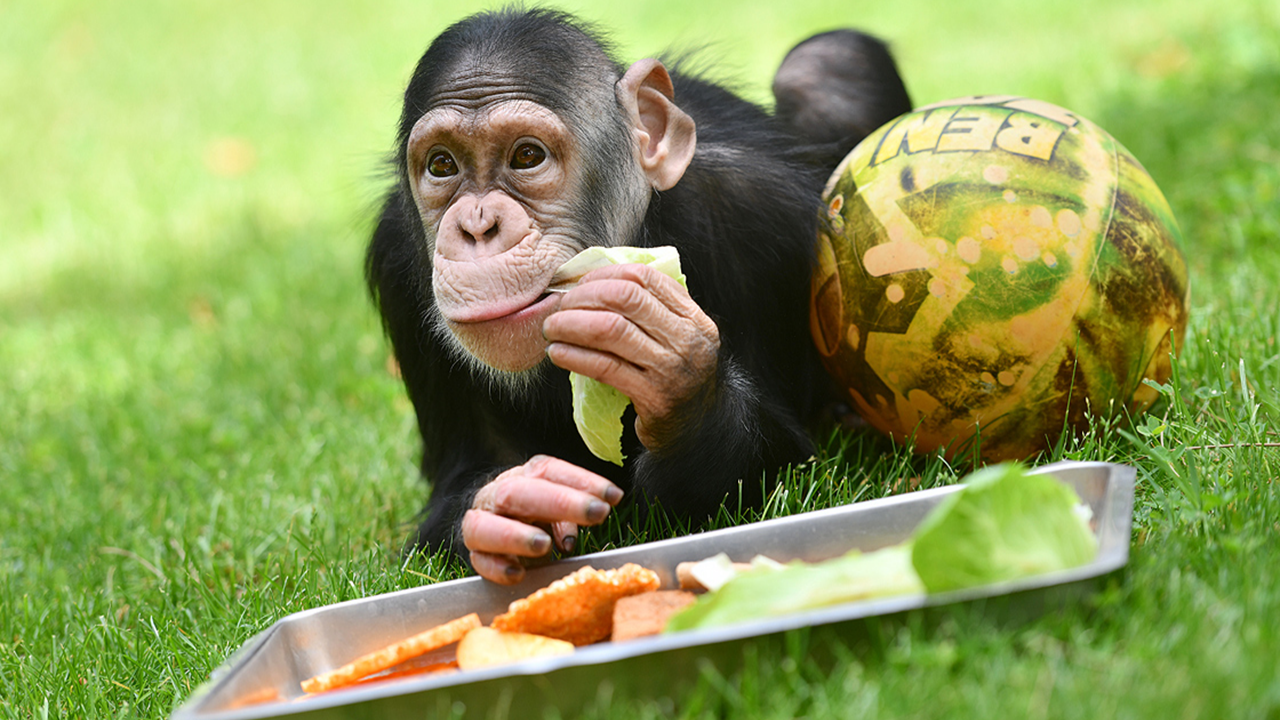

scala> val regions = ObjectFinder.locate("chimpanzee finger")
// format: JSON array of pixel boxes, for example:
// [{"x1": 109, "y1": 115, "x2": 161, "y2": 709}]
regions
[
  {"x1": 551, "y1": 520, "x2": 579, "y2": 553},
  {"x1": 544, "y1": 309, "x2": 658, "y2": 374},
  {"x1": 474, "y1": 476, "x2": 615, "y2": 526},
  {"x1": 552, "y1": 277, "x2": 674, "y2": 348},
  {"x1": 544, "y1": 340, "x2": 655, "y2": 406},
  {"x1": 469, "y1": 549, "x2": 526, "y2": 585},
  {"x1": 572, "y1": 264, "x2": 711, "y2": 340},
  {"x1": 545, "y1": 315, "x2": 655, "y2": 397},
  {"x1": 549, "y1": 273, "x2": 717, "y2": 376},
  {"x1": 519, "y1": 455, "x2": 624, "y2": 505},
  {"x1": 461, "y1": 508, "x2": 552, "y2": 557},
  {"x1": 547, "y1": 320, "x2": 717, "y2": 422}
]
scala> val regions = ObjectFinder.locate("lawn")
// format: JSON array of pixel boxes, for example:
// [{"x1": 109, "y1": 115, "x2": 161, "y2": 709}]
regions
[{"x1": 1, "y1": 0, "x2": 1278, "y2": 718}]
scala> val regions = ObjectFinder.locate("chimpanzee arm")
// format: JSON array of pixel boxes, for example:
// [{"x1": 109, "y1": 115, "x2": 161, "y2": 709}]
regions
[
  {"x1": 614, "y1": 32, "x2": 914, "y2": 515},
  {"x1": 629, "y1": 353, "x2": 816, "y2": 519},
  {"x1": 603, "y1": 119, "x2": 830, "y2": 519}
]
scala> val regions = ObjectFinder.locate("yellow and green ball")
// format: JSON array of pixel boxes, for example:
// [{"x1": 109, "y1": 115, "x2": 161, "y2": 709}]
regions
[{"x1": 811, "y1": 96, "x2": 1189, "y2": 461}]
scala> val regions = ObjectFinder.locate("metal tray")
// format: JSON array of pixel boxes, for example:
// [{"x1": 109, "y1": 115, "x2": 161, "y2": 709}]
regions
[{"x1": 171, "y1": 460, "x2": 1135, "y2": 719}]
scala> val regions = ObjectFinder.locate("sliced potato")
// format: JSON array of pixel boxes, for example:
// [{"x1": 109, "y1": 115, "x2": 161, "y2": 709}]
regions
[{"x1": 456, "y1": 627, "x2": 575, "y2": 670}]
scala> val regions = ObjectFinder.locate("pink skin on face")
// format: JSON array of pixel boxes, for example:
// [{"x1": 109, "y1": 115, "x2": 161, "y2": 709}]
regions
[{"x1": 443, "y1": 291, "x2": 562, "y2": 372}]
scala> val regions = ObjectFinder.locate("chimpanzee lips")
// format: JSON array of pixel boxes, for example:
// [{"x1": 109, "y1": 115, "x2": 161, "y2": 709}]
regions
[{"x1": 444, "y1": 291, "x2": 558, "y2": 325}]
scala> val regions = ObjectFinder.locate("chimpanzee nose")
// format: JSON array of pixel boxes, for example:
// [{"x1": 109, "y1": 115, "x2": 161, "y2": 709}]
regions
[
  {"x1": 435, "y1": 192, "x2": 532, "y2": 262},
  {"x1": 458, "y1": 203, "x2": 502, "y2": 244}
]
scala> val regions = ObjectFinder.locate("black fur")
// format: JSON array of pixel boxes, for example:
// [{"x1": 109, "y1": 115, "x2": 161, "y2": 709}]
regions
[
  {"x1": 774, "y1": 29, "x2": 913, "y2": 169},
  {"x1": 366, "y1": 8, "x2": 911, "y2": 559}
]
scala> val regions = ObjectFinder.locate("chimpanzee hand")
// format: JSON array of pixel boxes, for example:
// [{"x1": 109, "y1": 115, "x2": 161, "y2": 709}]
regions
[
  {"x1": 462, "y1": 455, "x2": 623, "y2": 584},
  {"x1": 543, "y1": 263, "x2": 721, "y2": 451}
]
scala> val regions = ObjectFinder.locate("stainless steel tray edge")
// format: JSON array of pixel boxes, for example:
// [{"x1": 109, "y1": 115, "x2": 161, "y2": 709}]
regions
[{"x1": 171, "y1": 460, "x2": 1135, "y2": 719}]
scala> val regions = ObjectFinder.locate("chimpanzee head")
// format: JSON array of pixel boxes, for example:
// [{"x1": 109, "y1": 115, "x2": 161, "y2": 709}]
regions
[{"x1": 394, "y1": 9, "x2": 696, "y2": 378}]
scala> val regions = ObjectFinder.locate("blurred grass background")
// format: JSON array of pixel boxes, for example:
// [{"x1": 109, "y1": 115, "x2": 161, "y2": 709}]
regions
[{"x1": 1, "y1": 0, "x2": 1278, "y2": 717}]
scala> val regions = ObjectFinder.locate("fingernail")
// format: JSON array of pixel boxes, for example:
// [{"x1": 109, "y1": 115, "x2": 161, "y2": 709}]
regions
[
  {"x1": 562, "y1": 535, "x2": 576, "y2": 553},
  {"x1": 529, "y1": 531, "x2": 552, "y2": 555},
  {"x1": 586, "y1": 500, "x2": 610, "y2": 523},
  {"x1": 504, "y1": 564, "x2": 524, "y2": 581},
  {"x1": 604, "y1": 486, "x2": 624, "y2": 505}
]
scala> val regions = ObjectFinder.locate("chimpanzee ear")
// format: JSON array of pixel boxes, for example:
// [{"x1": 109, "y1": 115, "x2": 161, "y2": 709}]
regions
[{"x1": 617, "y1": 59, "x2": 697, "y2": 191}]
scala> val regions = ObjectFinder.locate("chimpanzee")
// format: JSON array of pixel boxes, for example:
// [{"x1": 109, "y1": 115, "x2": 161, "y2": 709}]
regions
[{"x1": 366, "y1": 8, "x2": 911, "y2": 583}]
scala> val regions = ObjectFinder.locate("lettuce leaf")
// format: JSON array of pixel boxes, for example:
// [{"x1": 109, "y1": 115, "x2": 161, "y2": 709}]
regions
[
  {"x1": 555, "y1": 246, "x2": 687, "y2": 465},
  {"x1": 665, "y1": 545, "x2": 923, "y2": 632},
  {"x1": 910, "y1": 462, "x2": 1098, "y2": 593},
  {"x1": 551, "y1": 245, "x2": 686, "y2": 293},
  {"x1": 570, "y1": 373, "x2": 631, "y2": 466}
]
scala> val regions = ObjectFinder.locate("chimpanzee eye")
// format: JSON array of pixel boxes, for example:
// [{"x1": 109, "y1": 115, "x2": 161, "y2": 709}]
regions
[
  {"x1": 510, "y1": 142, "x2": 547, "y2": 170},
  {"x1": 427, "y1": 151, "x2": 457, "y2": 178}
]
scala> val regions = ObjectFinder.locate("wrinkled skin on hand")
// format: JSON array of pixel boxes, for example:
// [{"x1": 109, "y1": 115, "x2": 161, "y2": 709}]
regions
[
  {"x1": 545, "y1": 263, "x2": 720, "y2": 451},
  {"x1": 463, "y1": 455, "x2": 624, "y2": 583}
]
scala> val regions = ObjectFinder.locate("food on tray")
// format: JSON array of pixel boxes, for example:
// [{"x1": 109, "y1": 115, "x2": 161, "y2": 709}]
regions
[
  {"x1": 911, "y1": 462, "x2": 1098, "y2": 592},
  {"x1": 285, "y1": 464, "x2": 1099, "y2": 706},
  {"x1": 352, "y1": 660, "x2": 459, "y2": 686},
  {"x1": 667, "y1": 463, "x2": 1097, "y2": 631},
  {"x1": 667, "y1": 545, "x2": 923, "y2": 632},
  {"x1": 492, "y1": 563, "x2": 661, "y2": 645},
  {"x1": 456, "y1": 627, "x2": 575, "y2": 669},
  {"x1": 299, "y1": 612, "x2": 480, "y2": 694},
  {"x1": 676, "y1": 553, "x2": 782, "y2": 592},
  {"x1": 611, "y1": 590, "x2": 698, "y2": 641},
  {"x1": 295, "y1": 564, "x2": 659, "y2": 696},
  {"x1": 298, "y1": 655, "x2": 460, "y2": 698}
]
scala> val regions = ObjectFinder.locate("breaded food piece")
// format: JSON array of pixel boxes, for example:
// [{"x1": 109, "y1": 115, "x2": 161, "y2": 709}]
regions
[
  {"x1": 611, "y1": 590, "x2": 698, "y2": 641},
  {"x1": 300, "y1": 613, "x2": 480, "y2": 694},
  {"x1": 491, "y1": 564, "x2": 660, "y2": 645},
  {"x1": 456, "y1": 627, "x2": 575, "y2": 669}
]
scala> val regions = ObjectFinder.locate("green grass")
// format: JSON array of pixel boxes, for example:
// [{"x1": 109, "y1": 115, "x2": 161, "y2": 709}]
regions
[{"x1": 2, "y1": 0, "x2": 1278, "y2": 717}]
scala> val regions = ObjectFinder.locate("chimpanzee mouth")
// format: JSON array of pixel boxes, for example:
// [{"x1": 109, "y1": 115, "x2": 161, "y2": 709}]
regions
[
  {"x1": 445, "y1": 292, "x2": 558, "y2": 325},
  {"x1": 544, "y1": 280, "x2": 577, "y2": 294},
  {"x1": 498, "y1": 292, "x2": 559, "y2": 323}
]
